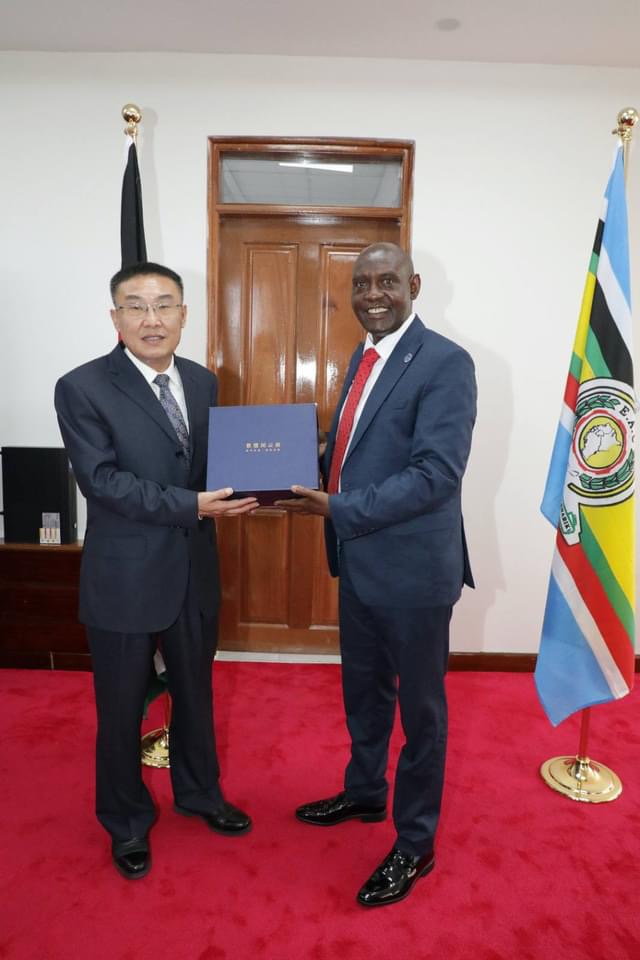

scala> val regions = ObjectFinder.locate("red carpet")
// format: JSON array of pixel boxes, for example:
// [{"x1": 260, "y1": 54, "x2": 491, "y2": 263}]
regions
[{"x1": 1, "y1": 664, "x2": 638, "y2": 960}]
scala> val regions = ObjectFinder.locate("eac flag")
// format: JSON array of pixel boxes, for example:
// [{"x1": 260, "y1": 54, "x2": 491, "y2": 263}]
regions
[{"x1": 535, "y1": 145, "x2": 635, "y2": 726}]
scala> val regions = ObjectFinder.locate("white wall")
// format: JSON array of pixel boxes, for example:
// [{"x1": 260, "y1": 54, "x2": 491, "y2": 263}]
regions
[{"x1": 2, "y1": 52, "x2": 639, "y2": 653}]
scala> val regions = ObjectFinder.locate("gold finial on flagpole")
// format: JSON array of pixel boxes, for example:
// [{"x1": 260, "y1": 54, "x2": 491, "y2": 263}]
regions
[
  {"x1": 122, "y1": 103, "x2": 142, "y2": 140},
  {"x1": 612, "y1": 106, "x2": 639, "y2": 142},
  {"x1": 613, "y1": 108, "x2": 638, "y2": 180}
]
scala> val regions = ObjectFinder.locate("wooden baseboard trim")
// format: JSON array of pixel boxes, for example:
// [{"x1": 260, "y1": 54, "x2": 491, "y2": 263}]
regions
[
  {"x1": 449, "y1": 652, "x2": 538, "y2": 672},
  {"x1": 450, "y1": 653, "x2": 640, "y2": 672},
  {"x1": 2, "y1": 652, "x2": 639, "y2": 673},
  {"x1": 0, "y1": 652, "x2": 92, "y2": 670}
]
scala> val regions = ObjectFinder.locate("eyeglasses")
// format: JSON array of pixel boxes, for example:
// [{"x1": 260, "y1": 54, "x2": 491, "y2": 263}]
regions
[{"x1": 115, "y1": 302, "x2": 184, "y2": 320}]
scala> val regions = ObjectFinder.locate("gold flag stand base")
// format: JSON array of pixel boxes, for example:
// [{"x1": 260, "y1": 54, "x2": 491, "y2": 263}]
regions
[
  {"x1": 141, "y1": 727, "x2": 170, "y2": 768},
  {"x1": 539, "y1": 707, "x2": 622, "y2": 803},
  {"x1": 540, "y1": 754, "x2": 622, "y2": 803},
  {"x1": 141, "y1": 692, "x2": 171, "y2": 768}
]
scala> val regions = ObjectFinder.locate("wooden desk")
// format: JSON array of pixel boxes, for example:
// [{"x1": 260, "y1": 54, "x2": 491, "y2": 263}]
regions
[{"x1": 0, "y1": 541, "x2": 89, "y2": 669}]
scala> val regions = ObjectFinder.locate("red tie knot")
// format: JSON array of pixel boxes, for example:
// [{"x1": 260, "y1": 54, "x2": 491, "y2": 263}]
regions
[{"x1": 362, "y1": 348, "x2": 379, "y2": 367}]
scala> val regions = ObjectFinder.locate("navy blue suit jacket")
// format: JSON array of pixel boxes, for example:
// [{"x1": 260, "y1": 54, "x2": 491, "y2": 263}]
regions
[
  {"x1": 325, "y1": 316, "x2": 476, "y2": 608},
  {"x1": 54, "y1": 343, "x2": 219, "y2": 634}
]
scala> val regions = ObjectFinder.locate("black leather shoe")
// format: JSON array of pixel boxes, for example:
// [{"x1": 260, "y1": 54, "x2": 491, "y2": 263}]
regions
[
  {"x1": 174, "y1": 801, "x2": 252, "y2": 836},
  {"x1": 296, "y1": 791, "x2": 386, "y2": 826},
  {"x1": 112, "y1": 836, "x2": 151, "y2": 880},
  {"x1": 357, "y1": 847, "x2": 435, "y2": 907}
]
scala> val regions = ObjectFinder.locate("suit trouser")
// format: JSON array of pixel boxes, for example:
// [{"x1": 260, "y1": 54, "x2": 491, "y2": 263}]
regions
[
  {"x1": 338, "y1": 557, "x2": 451, "y2": 859},
  {"x1": 86, "y1": 573, "x2": 222, "y2": 844}
]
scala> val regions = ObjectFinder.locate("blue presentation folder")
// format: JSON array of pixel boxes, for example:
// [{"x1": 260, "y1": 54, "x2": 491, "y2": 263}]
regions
[{"x1": 207, "y1": 403, "x2": 320, "y2": 505}]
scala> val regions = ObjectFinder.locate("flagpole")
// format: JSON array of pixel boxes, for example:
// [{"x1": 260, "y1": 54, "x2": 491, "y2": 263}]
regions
[
  {"x1": 539, "y1": 108, "x2": 637, "y2": 803},
  {"x1": 119, "y1": 102, "x2": 171, "y2": 767},
  {"x1": 120, "y1": 103, "x2": 148, "y2": 269}
]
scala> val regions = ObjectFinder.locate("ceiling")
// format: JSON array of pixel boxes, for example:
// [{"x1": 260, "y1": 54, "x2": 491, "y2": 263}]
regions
[{"x1": 2, "y1": 0, "x2": 640, "y2": 67}]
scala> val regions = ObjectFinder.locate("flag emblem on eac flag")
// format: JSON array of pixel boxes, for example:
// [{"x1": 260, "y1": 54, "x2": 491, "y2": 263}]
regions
[
  {"x1": 559, "y1": 377, "x2": 635, "y2": 543},
  {"x1": 535, "y1": 145, "x2": 636, "y2": 727}
]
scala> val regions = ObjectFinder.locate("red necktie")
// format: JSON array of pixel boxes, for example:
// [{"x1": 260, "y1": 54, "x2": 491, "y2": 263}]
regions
[{"x1": 327, "y1": 348, "x2": 379, "y2": 494}]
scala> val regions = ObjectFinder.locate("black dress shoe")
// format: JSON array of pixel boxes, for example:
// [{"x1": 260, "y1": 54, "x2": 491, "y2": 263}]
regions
[
  {"x1": 174, "y1": 800, "x2": 252, "y2": 836},
  {"x1": 357, "y1": 847, "x2": 435, "y2": 907},
  {"x1": 112, "y1": 836, "x2": 151, "y2": 880},
  {"x1": 296, "y1": 791, "x2": 386, "y2": 826}
]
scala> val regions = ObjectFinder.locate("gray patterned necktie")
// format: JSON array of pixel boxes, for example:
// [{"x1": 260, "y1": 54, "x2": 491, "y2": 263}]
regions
[{"x1": 153, "y1": 374, "x2": 190, "y2": 465}]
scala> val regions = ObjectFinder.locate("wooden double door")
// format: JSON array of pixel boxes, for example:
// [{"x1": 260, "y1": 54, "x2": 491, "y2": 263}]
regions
[{"x1": 214, "y1": 216, "x2": 401, "y2": 652}]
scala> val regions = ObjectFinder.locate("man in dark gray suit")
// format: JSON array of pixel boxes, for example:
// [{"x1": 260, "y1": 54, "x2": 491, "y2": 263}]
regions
[
  {"x1": 55, "y1": 262, "x2": 257, "y2": 879},
  {"x1": 279, "y1": 243, "x2": 476, "y2": 907}
]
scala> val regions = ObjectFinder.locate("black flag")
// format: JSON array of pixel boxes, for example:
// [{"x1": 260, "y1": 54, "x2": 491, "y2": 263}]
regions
[{"x1": 120, "y1": 140, "x2": 147, "y2": 268}]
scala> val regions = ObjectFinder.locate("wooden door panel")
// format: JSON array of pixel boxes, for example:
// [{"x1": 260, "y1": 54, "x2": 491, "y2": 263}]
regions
[
  {"x1": 241, "y1": 511, "x2": 289, "y2": 624},
  {"x1": 216, "y1": 217, "x2": 400, "y2": 652},
  {"x1": 243, "y1": 244, "x2": 298, "y2": 405}
]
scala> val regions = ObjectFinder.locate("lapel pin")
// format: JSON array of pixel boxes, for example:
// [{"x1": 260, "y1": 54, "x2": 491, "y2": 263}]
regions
[{"x1": 403, "y1": 353, "x2": 413, "y2": 363}]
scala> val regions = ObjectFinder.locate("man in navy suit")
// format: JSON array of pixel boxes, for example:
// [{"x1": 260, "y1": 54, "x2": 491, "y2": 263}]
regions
[
  {"x1": 278, "y1": 243, "x2": 476, "y2": 907},
  {"x1": 54, "y1": 262, "x2": 257, "y2": 879}
]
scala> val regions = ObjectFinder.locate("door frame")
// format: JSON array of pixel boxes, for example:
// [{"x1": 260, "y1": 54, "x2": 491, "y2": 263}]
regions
[{"x1": 207, "y1": 136, "x2": 415, "y2": 369}]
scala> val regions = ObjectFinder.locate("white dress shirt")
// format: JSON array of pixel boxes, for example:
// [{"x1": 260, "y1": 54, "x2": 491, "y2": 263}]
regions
[{"x1": 124, "y1": 349, "x2": 190, "y2": 430}]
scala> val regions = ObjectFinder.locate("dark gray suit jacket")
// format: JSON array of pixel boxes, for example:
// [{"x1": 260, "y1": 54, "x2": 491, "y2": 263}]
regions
[
  {"x1": 325, "y1": 316, "x2": 476, "y2": 608},
  {"x1": 55, "y1": 343, "x2": 219, "y2": 633}
]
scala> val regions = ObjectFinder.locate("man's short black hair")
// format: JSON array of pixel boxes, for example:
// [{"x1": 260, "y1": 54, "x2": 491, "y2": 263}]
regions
[{"x1": 110, "y1": 262, "x2": 184, "y2": 302}]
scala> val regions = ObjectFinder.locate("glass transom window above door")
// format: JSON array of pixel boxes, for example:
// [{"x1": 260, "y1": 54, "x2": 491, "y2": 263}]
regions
[{"x1": 220, "y1": 154, "x2": 403, "y2": 207}]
